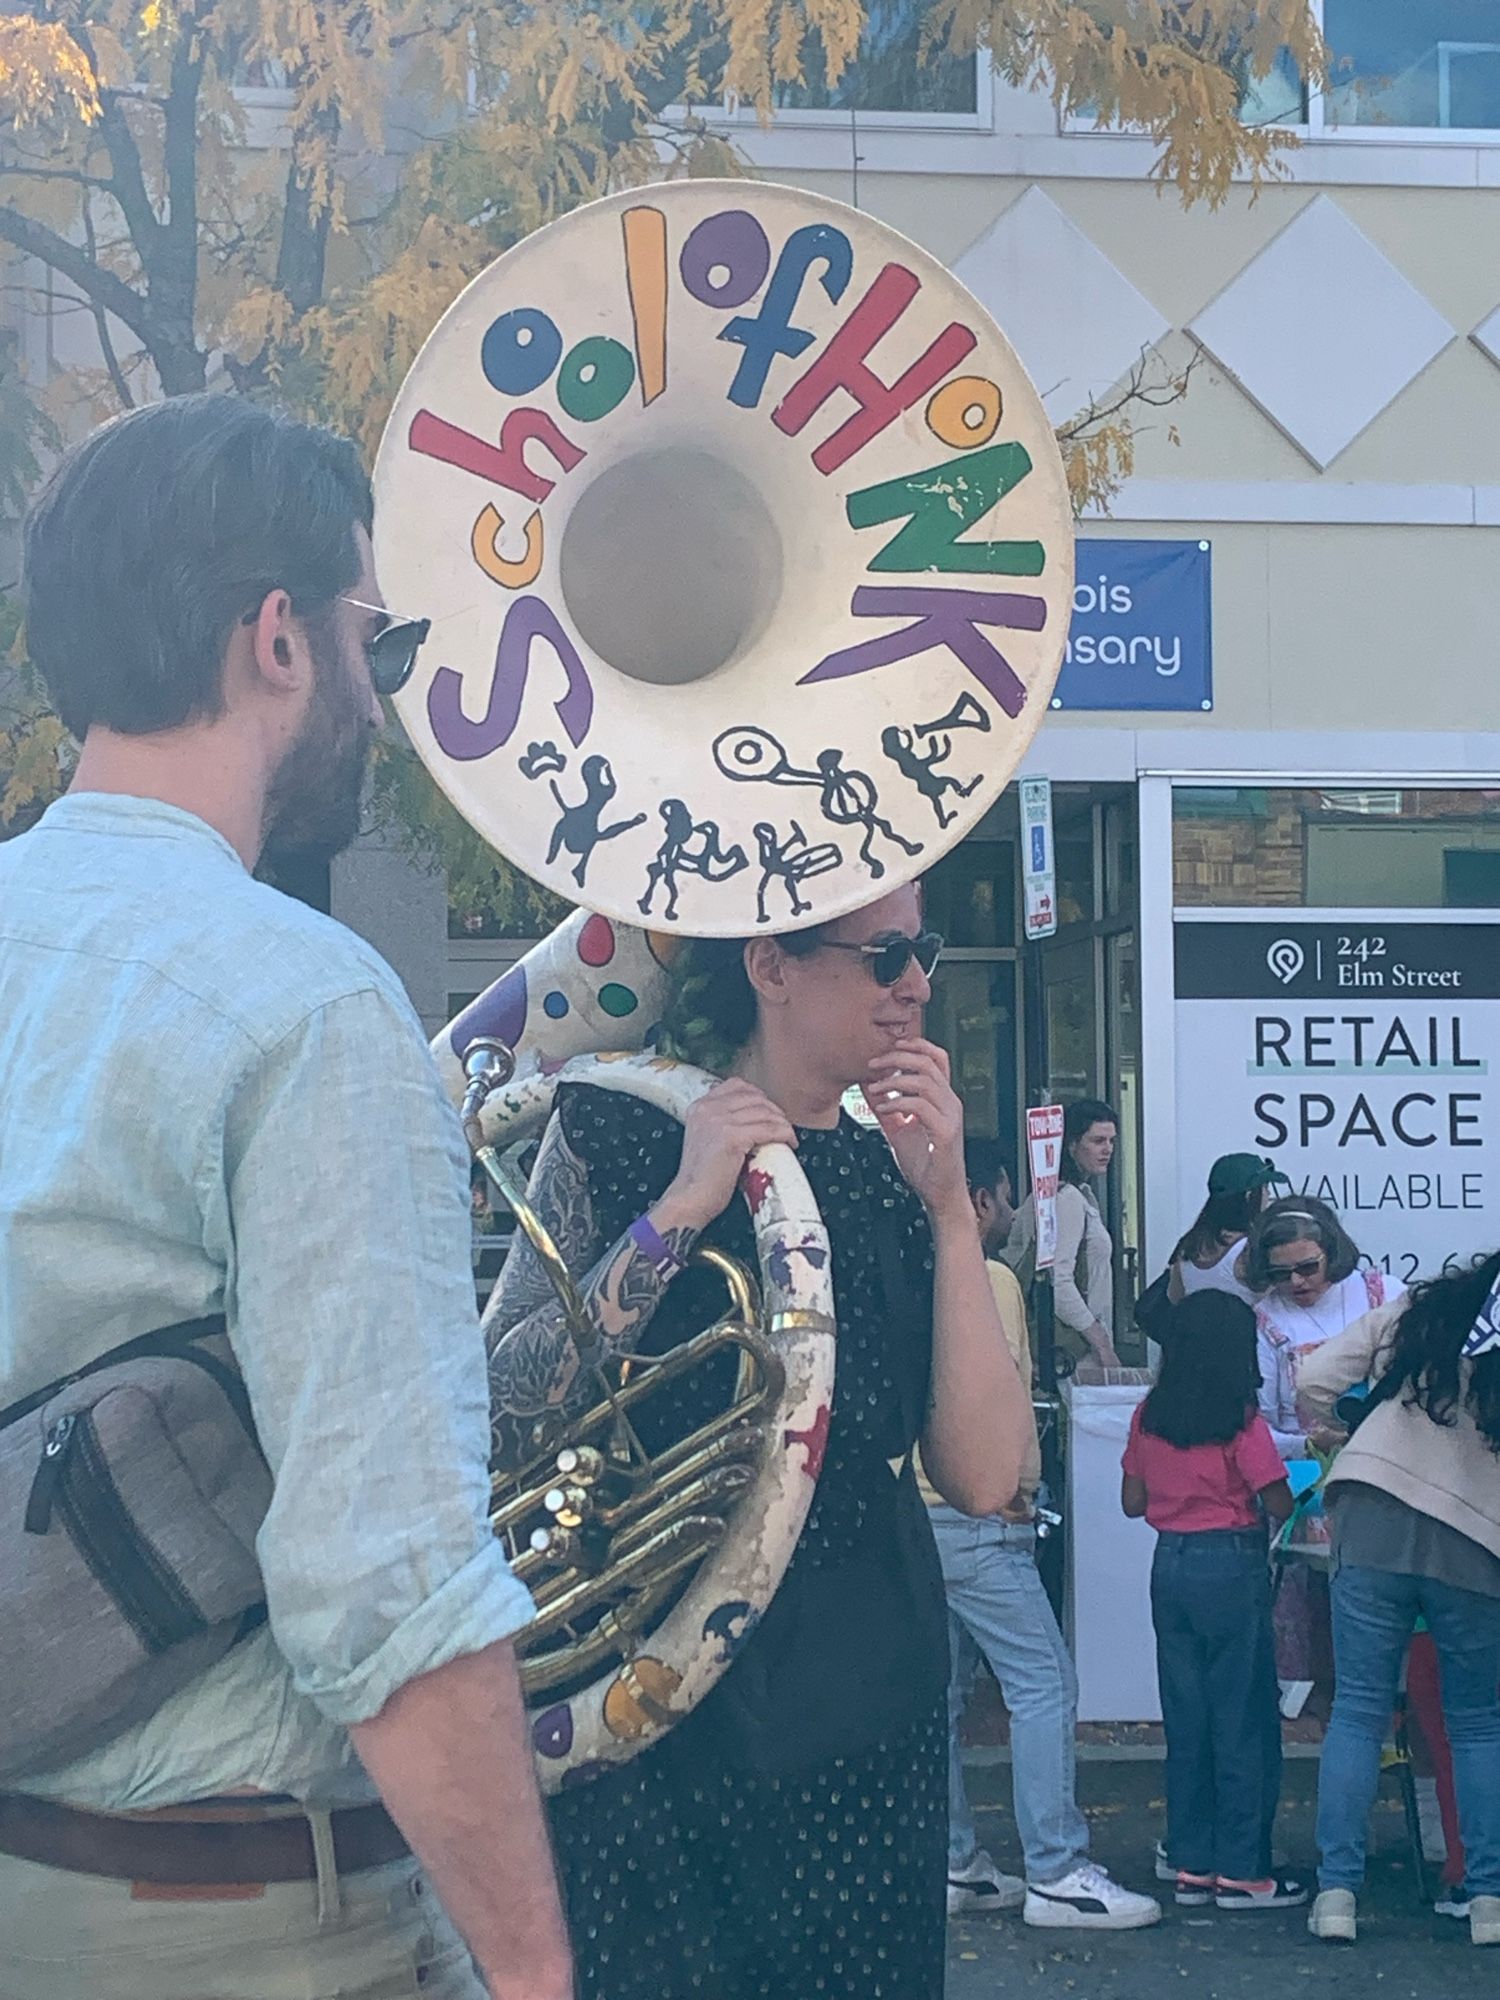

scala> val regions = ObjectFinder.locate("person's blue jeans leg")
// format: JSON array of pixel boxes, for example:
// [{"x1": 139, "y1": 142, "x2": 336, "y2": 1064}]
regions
[
  {"x1": 1416, "y1": 1578, "x2": 1500, "y2": 1898},
  {"x1": 1153, "y1": 1531, "x2": 1278, "y2": 1880},
  {"x1": 945, "y1": 1611, "x2": 983, "y2": 1872},
  {"x1": 1317, "y1": 1564, "x2": 1419, "y2": 1892},
  {"x1": 1152, "y1": 1539, "x2": 1217, "y2": 1879},
  {"x1": 933, "y1": 1509, "x2": 1088, "y2": 1884}
]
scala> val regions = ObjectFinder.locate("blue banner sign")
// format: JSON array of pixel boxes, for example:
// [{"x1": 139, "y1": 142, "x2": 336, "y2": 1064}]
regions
[{"x1": 1053, "y1": 538, "x2": 1212, "y2": 712}]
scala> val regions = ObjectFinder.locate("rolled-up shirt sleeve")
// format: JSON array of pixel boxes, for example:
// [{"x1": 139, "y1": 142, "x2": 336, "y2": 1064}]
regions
[{"x1": 210, "y1": 979, "x2": 533, "y2": 1726}]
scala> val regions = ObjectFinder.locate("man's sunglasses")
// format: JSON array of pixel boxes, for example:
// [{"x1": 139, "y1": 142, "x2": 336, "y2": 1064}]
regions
[
  {"x1": 238, "y1": 594, "x2": 431, "y2": 699},
  {"x1": 340, "y1": 597, "x2": 432, "y2": 697},
  {"x1": 818, "y1": 930, "x2": 944, "y2": 986},
  {"x1": 1269, "y1": 1256, "x2": 1325, "y2": 1282}
]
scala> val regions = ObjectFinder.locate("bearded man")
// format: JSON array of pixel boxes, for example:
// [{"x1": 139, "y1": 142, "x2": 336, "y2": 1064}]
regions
[{"x1": 0, "y1": 396, "x2": 571, "y2": 2000}]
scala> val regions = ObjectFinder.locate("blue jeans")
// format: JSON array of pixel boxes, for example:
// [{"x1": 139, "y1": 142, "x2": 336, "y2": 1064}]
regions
[
  {"x1": 1151, "y1": 1527, "x2": 1281, "y2": 1882},
  {"x1": 930, "y1": 1509, "x2": 1089, "y2": 1885},
  {"x1": 1318, "y1": 1563, "x2": 1500, "y2": 1896}
]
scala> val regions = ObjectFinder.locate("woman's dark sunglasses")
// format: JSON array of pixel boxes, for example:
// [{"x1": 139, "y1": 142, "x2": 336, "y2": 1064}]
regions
[
  {"x1": 818, "y1": 930, "x2": 944, "y2": 986},
  {"x1": 341, "y1": 597, "x2": 432, "y2": 697},
  {"x1": 1269, "y1": 1255, "x2": 1325, "y2": 1282}
]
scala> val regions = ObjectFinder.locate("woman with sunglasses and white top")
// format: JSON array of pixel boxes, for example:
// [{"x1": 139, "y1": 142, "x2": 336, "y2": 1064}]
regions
[{"x1": 1242, "y1": 1197, "x2": 1403, "y2": 1458}]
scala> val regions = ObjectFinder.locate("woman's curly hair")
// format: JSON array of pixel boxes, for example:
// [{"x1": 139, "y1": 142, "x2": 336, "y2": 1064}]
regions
[
  {"x1": 654, "y1": 930, "x2": 826, "y2": 1073},
  {"x1": 1372, "y1": 1250, "x2": 1500, "y2": 1455}
]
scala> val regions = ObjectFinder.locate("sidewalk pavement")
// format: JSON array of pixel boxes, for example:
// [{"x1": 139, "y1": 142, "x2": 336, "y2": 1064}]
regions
[{"x1": 946, "y1": 1755, "x2": 1490, "y2": 1998}]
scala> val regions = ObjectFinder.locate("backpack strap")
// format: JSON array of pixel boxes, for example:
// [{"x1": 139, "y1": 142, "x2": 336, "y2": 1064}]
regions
[{"x1": 0, "y1": 1317, "x2": 228, "y2": 1434}]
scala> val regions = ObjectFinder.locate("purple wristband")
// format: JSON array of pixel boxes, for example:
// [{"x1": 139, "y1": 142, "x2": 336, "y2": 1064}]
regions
[{"x1": 629, "y1": 1214, "x2": 685, "y2": 1279}]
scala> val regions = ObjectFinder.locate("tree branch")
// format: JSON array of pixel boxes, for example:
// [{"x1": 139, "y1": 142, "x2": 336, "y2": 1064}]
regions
[
  {"x1": 0, "y1": 163, "x2": 113, "y2": 192},
  {"x1": 0, "y1": 203, "x2": 156, "y2": 348},
  {"x1": 80, "y1": 199, "x2": 135, "y2": 410},
  {"x1": 64, "y1": 19, "x2": 168, "y2": 271}
]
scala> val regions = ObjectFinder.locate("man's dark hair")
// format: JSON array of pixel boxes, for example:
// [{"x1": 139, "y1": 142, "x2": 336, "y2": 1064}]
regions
[
  {"x1": 963, "y1": 1136, "x2": 1011, "y2": 1200},
  {"x1": 23, "y1": 394, "x2": 373, "y2": 738}
]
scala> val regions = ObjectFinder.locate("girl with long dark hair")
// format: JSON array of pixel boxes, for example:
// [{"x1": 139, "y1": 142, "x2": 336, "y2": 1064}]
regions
[
  {"x1": 1299, "y1": 1255, "x2": 1500, "y2": 1947},
  {"x1": 1121, "y1": 1294, "x2": 1304, "y2": 1912}
]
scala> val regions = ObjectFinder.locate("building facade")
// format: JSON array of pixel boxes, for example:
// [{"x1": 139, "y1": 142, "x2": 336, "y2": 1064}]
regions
[{"x1": 9, "y1": 2, "x2": 1500, "y2": 1326}]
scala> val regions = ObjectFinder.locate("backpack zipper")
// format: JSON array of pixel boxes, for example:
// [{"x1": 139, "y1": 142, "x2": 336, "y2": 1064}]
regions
[{"x1": 30, "y1": 1411, "x2": 207, "y2": 1654}]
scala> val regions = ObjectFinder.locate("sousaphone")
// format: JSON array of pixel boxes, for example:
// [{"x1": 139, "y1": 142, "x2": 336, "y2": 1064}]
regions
[{"x1": 374, "y1": 178, "x2": 1072, "y2": 1788}]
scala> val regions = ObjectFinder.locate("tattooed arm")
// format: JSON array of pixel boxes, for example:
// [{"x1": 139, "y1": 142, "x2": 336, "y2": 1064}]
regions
[
  {"x1": 486, "y1": 1079, "x2": 800, "y2": 1469},
  {"x1": 485, "y1": 1114, "x2": 701, "y2": 1469}
]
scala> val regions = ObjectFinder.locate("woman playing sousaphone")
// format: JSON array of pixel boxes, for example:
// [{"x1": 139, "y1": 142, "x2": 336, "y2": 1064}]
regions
[{"x1": 486, "y1": 884, "x2": 1031, "y2": 2000}]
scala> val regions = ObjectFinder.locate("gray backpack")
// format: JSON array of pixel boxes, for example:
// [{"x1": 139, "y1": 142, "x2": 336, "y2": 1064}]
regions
[{"x1": 0, "y1": 1320, "x2": 271, "y2": 1783}]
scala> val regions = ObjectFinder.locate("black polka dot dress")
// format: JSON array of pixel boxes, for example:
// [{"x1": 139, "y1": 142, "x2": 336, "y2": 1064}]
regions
[{"x1": 545, "y1": 1084, "x2": 949, "y2": 2000}]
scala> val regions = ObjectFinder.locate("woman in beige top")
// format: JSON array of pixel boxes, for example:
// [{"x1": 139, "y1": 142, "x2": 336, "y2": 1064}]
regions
[{"x1": 1007, "y1": 1099, "x2": 1121, "y2": 1372}]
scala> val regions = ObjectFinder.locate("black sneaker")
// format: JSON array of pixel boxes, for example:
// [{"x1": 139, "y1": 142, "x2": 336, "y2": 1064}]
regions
[{"x1": 1216, "y1": 1873, "x2": 1311, "y2": 1912}]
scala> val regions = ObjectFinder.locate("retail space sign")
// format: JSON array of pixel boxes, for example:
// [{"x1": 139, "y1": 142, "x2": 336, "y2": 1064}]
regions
[
  {"x1": 1054, "y1": 539, "x2": 1212, "y2": 713},
  {"x1": 1027, "y1": 1103, "x2": 1066, "y2": 1269},
  {"x1": 1173, "y1": 915, "x2": 1500, "y2": 1289},
  {"x1": 1020, "y1": 776, "x2": 1057, "y2": 940}
]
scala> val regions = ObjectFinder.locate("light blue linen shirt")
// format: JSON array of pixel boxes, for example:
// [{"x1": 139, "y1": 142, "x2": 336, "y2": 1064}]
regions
[{"x1": 0, "y1": 794, "x2": 533, "y2": 1809}]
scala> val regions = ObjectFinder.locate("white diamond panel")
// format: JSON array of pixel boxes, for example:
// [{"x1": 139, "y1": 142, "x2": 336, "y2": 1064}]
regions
[
  {"x1": 1188, "y1": 195, "x2": 1454, "y2": 471},
  {"x1": 952, "y1": 185, "x2": 1171, "y2": 422}
]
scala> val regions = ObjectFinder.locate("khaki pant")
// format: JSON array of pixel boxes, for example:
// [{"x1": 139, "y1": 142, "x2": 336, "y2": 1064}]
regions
[{"x1": 0, "y1": 1847, "x2": 485, "y2": 1999}]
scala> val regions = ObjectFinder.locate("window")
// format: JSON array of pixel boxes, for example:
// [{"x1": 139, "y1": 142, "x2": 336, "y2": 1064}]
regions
[
  {"x1": 769, "y1": 0, "x2": 978, "y2": 117},
  {"x1": 1173, "y1": 787, "x2": 1500, "y2": 908},
  {"x1": 1071, "y1": 3, "x2": 1500, "y2": 144},
  {"x1": 1322, "y1": 0, "x2": 1500, "y2": 132}
]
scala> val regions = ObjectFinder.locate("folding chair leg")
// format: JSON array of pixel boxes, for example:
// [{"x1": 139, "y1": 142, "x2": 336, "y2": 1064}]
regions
[{"x1": 1393, "y1": 1705, "x2": 1431, "y2": 1909}]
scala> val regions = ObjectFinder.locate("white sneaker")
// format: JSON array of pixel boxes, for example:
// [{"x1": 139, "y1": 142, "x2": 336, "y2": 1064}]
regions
[
  {"x1": 947, "y1": 1851, "x2": 1026, "y2": 1917},
  {"x1": 1308, "y1": 1888, "x2": 1357, "y2": 1942},
  {"x1": 1279, "y1": 1678, "x2": 1314, "y2": 1720},
  {"x1": 1024, "y1": 1863, "x2": 1162, "y2": 1930},
  {"x1": 1435, "y1": 1890, "x2": 1471, "y2": 1920}
]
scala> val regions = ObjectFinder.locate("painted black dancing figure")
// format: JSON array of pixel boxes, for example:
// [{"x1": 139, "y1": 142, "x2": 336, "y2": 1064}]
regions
[
  {"x1": 543, "y1": 753, "x2": 647, "y2": 888},
  {"x1": 752, "y1": 820, "x2": 841, "y2": 923},
  {"x1": 638, "y1": 798, "x2": 747, "y2": 921},
  {"x1": 881, "y1": 723, "x2": 982, "y2": 829},
  {"x1": 487, "y1": 886, "x2": 1032, "y2": 1999}
]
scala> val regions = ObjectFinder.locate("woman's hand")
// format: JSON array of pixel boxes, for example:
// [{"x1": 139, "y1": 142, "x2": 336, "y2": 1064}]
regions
[
  {"x1": 654, "y1": 1078, "x2": 797, "y2": 1234},
  {"x1": 1086, "y1": 1320, "x2": 1123, "y2": 1370},
  {"x1": 862, "y1": 1040, "x2": 968, "y2": 1221}
]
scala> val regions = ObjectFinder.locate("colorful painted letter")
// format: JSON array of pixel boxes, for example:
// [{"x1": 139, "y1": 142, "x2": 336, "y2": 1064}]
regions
[
  {"x1": 721, "y1": 224, "x2": 853, "y2": 410},
  {"x1": 774, "y1": 265, "x2": 977, "y2": 475},
  {"x1": 409, "y1": 408, "x2": 584, "y2": 505},
  {"x1": 427, "y1": 596, "x2": 594, "y2": 761},
  {"x1": 846, "y1": 443, "x2": 1045, "y2": 575},
  {"x1": 799, "y1": 585, "x2": 1045, "y2": 718}
]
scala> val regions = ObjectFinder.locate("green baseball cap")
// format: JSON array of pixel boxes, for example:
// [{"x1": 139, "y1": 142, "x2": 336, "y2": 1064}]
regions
[{"x1": 1208, "y1": 1153, "x2": 1291, "y2": 1196}]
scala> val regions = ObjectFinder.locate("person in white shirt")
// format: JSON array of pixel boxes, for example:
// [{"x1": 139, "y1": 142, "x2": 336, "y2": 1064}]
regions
[{"x1": 1167, "y1": 1154, "x2": 1290, "y2": 1308}]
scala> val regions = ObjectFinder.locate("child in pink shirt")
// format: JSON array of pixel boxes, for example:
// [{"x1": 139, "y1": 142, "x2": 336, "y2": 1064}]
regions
[{"x1": 1122, "y1": 1293, "x2": 1304, "y2": 1912}]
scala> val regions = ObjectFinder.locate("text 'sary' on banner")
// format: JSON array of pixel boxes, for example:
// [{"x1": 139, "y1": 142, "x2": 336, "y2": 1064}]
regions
[{"x1": 1053, "y1": 539, "x2": 1211, "y2": 714}]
